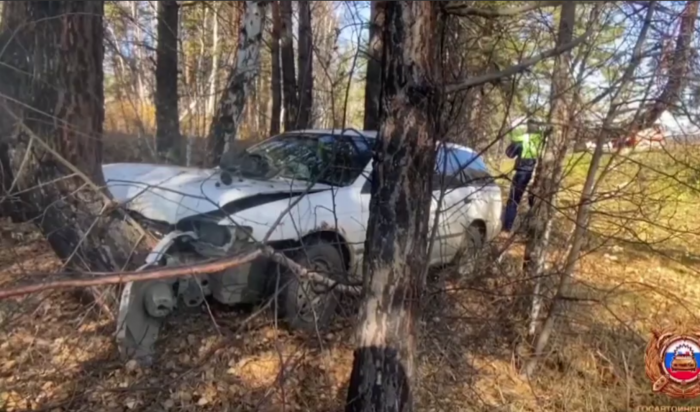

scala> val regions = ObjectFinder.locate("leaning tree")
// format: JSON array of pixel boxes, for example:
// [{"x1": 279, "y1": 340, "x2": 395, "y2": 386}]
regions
[{"x1": 0, "y1": 2, "x2": 151, "y2": 312}]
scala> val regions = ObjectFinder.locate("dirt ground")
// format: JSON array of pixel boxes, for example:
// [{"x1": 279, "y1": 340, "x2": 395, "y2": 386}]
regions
[{"x1": 2, "y1": 215, "x2": 700, "y2": 411}]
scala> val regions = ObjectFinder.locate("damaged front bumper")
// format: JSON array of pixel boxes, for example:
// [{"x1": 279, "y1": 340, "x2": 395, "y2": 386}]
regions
[{"x1": 115, "y1": 230, "x2": 270, "y2": 365}]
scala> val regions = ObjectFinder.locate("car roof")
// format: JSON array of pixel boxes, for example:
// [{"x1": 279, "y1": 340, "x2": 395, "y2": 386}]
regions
[{"x1": 287, "y1": 129, "x2": 479, "y2": 155}]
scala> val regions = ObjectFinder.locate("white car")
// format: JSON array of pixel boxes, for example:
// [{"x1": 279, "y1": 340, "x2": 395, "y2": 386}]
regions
[{"x1": 103, "y1": 129, "x2": 502, "y2": 362}]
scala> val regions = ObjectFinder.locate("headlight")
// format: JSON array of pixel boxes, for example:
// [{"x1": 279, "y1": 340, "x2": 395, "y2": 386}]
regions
[
  {"x1": 177, "y1": 217, "x2": 254, "y2": 247},
  {"x1": 195, "y1": 221, "x2": 231, "y2": 247}
]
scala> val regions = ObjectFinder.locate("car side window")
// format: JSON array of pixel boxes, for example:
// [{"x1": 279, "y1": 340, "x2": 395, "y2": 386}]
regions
[
  {"x1": 360, "y1": 145, "x2": 491, "y2": 195},
  {"x1": 434, "y1": 147, "x2": 466, "y2": 190},
  {"x1": 435, "y1": 146, "x2": 492, "y2": 188}
]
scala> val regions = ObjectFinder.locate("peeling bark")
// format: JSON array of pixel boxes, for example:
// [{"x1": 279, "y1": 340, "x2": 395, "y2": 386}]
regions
[
  {"x1": 363, "y1": 1, "x2": 386, "y2": 131},
  {"x1": 279, "y1": 0, "x2": 298, "y2": 131},
  {"x1": 345, "y1": 3, "x2": 442, "y2": 411},
  {"x1": 0, "y1": 2, "x2": 150, "y2": 304},
  {"x1": 155, "y1": 0, "x2": 183, "y2": 164},
  {"x1": 270, "y1": 1, "x2": 282, "y2": 135},
  {"x1": 207, "y1": 0, "x2": 267, "y2": 166},
  {"x1": 297, "y1": 0, "x2": 313, "y2": 129}
]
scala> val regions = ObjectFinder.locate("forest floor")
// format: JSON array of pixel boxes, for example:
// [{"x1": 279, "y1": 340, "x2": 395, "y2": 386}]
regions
[{"x1": 2, "y1": 147, "x2": 700, "y2": 411}]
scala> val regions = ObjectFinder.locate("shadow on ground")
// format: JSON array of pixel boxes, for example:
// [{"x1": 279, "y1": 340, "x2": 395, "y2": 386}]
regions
[{"x1": 3, "y1": 220, "x2": 700, "y2": 411}]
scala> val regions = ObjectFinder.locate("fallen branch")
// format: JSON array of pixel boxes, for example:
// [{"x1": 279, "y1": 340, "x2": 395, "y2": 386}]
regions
[
  {"x1": 0, "y1": 246, "x2": 363, "y2": 300},
  {"x1": 0, "y1": 250, "x2": 263, "y2": 299},
  {"x1": 261, "y1": 246, "x2": 362, "y2": 295}
]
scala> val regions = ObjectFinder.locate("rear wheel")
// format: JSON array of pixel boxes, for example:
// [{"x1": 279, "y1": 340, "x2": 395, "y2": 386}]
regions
[{"x1": 273, "y1": 239, "x2": 345, "y2": 333}]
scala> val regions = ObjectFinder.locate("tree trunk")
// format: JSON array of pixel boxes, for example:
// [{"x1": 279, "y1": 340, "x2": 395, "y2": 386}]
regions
[
  {"x1": 132, "y1": 2, "x2": 147, "y2": 103},
  {"x1": 297, "y1": 0, "x2": 313, "y2": 129},
  {"x1": 155, "y1": 0, "x2": 183, "y2": 164},
  {"x1": 345, "y1": 3, "x2": 442, "y2": 411},
  {"x1": 279, "y1": 0, "x2": 298, "y2": 131},
  {"x1": 206, "y1": 0, "x2": 267, "y2": 166},
  {"x1": 207, "y1": 3, "x2": 220, "y2": 121},
  {"x1": 637, "y1": 0, "x2": 699, "y2": 129},
  {"x1": 363, "y1": 1, "x2": 386, "y2": 131},
  {"x1": 270, "y1": 1, "x2": 282, "y2": 136},
  {"x1": 522, "y1": 0, "x2": 577, "y2": 360},
  {"x1": 0, "y1": 2, "x2": 150, "y2": 305},
  {"x1": 522, "y1": 2, "x2": 659, "y2": 379}
]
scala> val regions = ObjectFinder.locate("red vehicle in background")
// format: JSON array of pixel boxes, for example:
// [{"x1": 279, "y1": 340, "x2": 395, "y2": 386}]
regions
[{"x1": 613, "y1": 124, "x2": 666, "y2": 150}]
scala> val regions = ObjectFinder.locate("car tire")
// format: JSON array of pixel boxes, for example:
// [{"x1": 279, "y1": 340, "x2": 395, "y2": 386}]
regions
[{"x1": 272, "y1": 239, "x2": 345, "y2": 333}]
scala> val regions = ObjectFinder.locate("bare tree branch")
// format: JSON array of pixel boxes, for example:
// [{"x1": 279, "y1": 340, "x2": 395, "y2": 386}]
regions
[
  {"x1": 446, "y1": 1, "x2": 567, "y2": 18},
  {"x1": 0, "y1": 250, "x2": 263, "y2": 300},
  {"x1": 445, "y1": 29, "x2": 593, "y2": 94},
  {"x1": 0, "y1": 243, "x2": 363, "y2": 300}
]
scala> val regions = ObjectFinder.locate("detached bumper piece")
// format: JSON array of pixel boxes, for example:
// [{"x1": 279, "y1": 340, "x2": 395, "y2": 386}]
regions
[{"x1": 115, "y1": 231, "x2": 266, "y2": 365}]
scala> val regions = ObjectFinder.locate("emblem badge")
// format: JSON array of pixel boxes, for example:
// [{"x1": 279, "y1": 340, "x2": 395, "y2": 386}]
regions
[{"x1": 645, "y1": 326, "x2": 700, "y2": 399}]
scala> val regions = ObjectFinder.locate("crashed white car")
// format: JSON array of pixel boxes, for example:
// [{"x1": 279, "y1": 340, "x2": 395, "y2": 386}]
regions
[{"x1": 103, "y1": 129, "x2": 502, "y2": 362}]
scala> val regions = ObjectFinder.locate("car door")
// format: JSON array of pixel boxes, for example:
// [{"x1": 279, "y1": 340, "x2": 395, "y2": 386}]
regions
[
  {"x1": 433, "y1": 146, "x2": 478, "y2": 263},
  {"x1": 453, "y1": 147, "x2": 495, "y2": 243},
  {"x1": 359, "y1": 161, "x2": 446, "y2": 266}
]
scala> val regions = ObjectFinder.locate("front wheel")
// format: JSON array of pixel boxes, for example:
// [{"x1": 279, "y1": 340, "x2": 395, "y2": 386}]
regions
[{"x1": 272, "y1": 239, "x2": 345, "y2": 333}]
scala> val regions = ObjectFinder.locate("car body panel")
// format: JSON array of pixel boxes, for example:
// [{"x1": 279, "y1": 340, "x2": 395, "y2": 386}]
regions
[
  {"x1": 103, "y1": 129, "x2": 502, "y2": 271},
  {"x1": 102, "y1": 163, "x2": 334, "y2": 224}
]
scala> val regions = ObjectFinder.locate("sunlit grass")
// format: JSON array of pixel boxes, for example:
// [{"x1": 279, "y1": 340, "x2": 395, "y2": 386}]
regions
[{"x1": 479, "y1": 146, "x2": 700, "y2": 410}]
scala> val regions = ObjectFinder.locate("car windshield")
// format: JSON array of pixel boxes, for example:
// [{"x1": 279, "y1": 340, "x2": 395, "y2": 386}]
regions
[{"x1": 245, "y1": 133, "x2": 374, "y2": 186}]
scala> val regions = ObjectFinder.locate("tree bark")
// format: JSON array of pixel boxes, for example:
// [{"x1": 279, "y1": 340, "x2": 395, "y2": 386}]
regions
[
  {"x1": 522, "y1": 1, "x2": 658, "y2": 378},
  {"x1": 131, "y1": 2, "x2": 147, "y2": 103},
  {"x1": 270, "y1": 1, "x2": 282, "y2": 136},
  {"x1": 297, "y1": 0, "x2": 313, "y2": 129},
  {"x1": 637, "y1": 0, "x2": 699, "y2": 128},
  {"x1": 207, "y1": 2, "x2": 220, "y2": 122},
  {"x1": 206, "y1": 0, "x2": 267, "y2": 166},
  {"x1": 363, "y1": 1, "x2": 386, "y2": 131},
  {"x1": 155, "y1": 0, "x2": 183, "y2": 164},
  {"x1": 523, "y1": 2, "x2": 578, "y2": 343},
  {"x1": 345, "y1": 2, "x2": 442, "y2": 411},
  {"x1": 279, "y1": 0, "x2": 298, "y2": 131},
  {"x1": 0, "y1": 2, "x2": 150, "y2": 303}
]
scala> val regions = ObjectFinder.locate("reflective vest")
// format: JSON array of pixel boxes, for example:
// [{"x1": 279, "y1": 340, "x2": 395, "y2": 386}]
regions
[
  {"x1": 510, "y1": 129, "x2": 543, "y2": 160},
  {"x1": 508, "y1": 128, "x2": 543, "y2": 172}
]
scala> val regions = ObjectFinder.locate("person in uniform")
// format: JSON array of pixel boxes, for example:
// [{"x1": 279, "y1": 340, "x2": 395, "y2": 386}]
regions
[{"x1": 503, "y1": 118, "x2": 544, "y2": 232}]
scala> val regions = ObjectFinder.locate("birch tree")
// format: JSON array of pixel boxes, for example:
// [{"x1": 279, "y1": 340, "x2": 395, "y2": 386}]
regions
[
  {"x1": 270, "y1": 1, "x2": 282, "y2": 136},
  {"x1": 363, "y1": 1, "x2": 386, "y2": 131},
  {"x1": 207, "y1": 0, "x2": 267, "y2": 166}
]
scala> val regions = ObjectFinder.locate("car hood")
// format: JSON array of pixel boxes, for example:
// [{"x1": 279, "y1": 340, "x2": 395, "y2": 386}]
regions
[{"x1": 102, "y1": 163, "x2": 333, "y2": 224}]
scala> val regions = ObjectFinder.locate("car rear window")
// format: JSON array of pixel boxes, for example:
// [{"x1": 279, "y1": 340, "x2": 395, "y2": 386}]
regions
[{"x1": 436, "y1": 146, "x2": 488, "y2": 175}]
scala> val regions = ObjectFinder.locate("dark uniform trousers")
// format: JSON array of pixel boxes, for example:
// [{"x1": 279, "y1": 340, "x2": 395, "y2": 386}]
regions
[{"x1": 503, "y1": 158, "x2": 536, "y2": 232}]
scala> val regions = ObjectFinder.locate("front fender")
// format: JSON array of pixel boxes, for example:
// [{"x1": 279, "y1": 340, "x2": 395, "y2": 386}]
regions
[
  {"x1": 115, "y1": 230, "x2": 196, "y2": 364},
  {"x1": 219, "y1": 191, "x2": 358, "y2": 244}
]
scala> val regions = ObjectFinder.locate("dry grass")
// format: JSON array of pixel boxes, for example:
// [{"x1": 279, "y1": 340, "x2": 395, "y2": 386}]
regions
[{"x1": 3, "y1": 147, "x2": 700, "y2": 411}]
